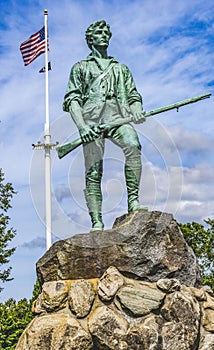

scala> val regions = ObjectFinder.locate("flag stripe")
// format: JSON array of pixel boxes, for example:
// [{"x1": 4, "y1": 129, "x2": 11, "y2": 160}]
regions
[
  {"x1": 23, "y1": 43, "x2": 46, "y2": 59},
  {"x1": 21, "y1": 40, "x2": 42, "y2": 52},
  {"x1": 20, "y1": 27, "x2": 48, "y2": 66},
  {"x1": 23, "y1": 42, "x2": 45, "y2": 57}
]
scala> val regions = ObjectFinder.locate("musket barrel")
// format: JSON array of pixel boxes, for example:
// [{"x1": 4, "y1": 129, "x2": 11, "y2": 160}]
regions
[
  {"x1": 56, "y1": 92, "x2": 211, "y2": 159},
  {"x1": 145, "y1": 93, "x2": 211, "y2": 117}
]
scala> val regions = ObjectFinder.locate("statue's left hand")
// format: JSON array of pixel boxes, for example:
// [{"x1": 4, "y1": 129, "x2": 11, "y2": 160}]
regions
[{"x1": 132, "y1": 112, "x2": 146, "y2": 124}]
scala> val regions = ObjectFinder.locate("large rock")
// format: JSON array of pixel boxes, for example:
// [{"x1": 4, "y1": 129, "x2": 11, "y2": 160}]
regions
[
  {"x1": 126, "y1": 315, "x2": 163, "y2": 350},
  {"x1": 199, "y1": 331, "x2": 214, "y2": 349},
  {"x1": 36, "y1": 211, "x2": 201, "y2": 287},
  {"x1": 68, "y1": 279, "x2": 95, "y2": 318},
  {"x1": 201, "y1": 294, "x2": 214, "y2": 333},
  {"x1": 33, "y1": 280, "x2": 68, "y2": 313},
  {"x1": 16, "y1": 267, "x2": 214, "y2": 350},
  {"x1": 161, "y1": 287, "x2": 201, "y2": 349},
  {"x1": 88, "y1": 306, "x2": 129, "y2": 349},
  {"x1": 16, "y1": 312, "x2": 93, "y2": 350},
  {"x1": 115, "y1": 281, "x2": 165, "y2": 317},
  {"x1": 98, "y1": 266, "x2": 124, "y2": 301}
]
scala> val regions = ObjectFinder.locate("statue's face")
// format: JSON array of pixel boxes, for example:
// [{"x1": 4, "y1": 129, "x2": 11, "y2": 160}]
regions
[{"x1": 91, "y1": 25, "x2": 111, "y2": 49}]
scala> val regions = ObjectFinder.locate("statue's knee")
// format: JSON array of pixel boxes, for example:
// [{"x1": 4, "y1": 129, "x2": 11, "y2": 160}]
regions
[
  {"x1": 86, "y1": 163, "x2": 103, "y2": 183},
  {"x1": 123, "y1": 142, "x2": 142, "y2": 159},
  {"x1": 123, "y1": 133, "x2": 141, "y2": 153},
  {"x1": 132, "y1": 141, "x2": 141, "y2": 151}
]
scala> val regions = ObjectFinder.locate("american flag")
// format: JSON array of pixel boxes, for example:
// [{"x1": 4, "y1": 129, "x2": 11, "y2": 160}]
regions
[{"x1": 20, "y1": 27, "x2": 47, "y2": 66}]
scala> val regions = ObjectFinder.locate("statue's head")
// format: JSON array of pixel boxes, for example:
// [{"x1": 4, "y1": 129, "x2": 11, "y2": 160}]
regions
[{"x1": 85, "y1": 20, "x2": 112, "y2": 50}]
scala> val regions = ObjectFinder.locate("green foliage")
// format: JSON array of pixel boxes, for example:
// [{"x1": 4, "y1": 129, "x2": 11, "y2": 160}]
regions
[
  {"x1": 179, "y1": 219, "x2": 214, "y2": 291},
  {"x1": 0, "y1": 170, "x2": 41, "y2": 348},
  {"x1": 0, "y1": 280, "x2": 40, "y2": 349},
  {"x1": 0, "y1": 169, "x2": 16, "y2": 292},
  {"x1": 0, "y1": 298, "x2": 33, "y2": 349}
]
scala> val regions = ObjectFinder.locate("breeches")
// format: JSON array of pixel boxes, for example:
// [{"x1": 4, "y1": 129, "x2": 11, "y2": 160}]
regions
[{"x1": 83, "y1": 123, "x2": 142, "y2": 189}]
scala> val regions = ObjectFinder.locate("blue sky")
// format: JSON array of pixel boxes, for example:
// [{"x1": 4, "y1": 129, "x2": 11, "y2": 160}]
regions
[{"x1": 0, "y1": 0, "x2": 213, "y2": 301}]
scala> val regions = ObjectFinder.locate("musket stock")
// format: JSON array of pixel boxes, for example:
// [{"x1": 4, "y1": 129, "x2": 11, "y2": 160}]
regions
[
  {"x1": 56, "y1": 93, "x2": 211, "y2": 159},
  {"x1": 56, "y1": 137, "x2": 82, "y2": 159}
]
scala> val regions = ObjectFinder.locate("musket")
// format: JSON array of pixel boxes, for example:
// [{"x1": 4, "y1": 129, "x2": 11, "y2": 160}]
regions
[{"x1": 56, "y1": 93, "x2": 211, "y2": 159}]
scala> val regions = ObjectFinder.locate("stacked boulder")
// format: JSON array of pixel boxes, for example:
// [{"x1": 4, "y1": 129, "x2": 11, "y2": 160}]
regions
[{"x1": 16, "y1": 211, "x2": 214, "y2": 349}]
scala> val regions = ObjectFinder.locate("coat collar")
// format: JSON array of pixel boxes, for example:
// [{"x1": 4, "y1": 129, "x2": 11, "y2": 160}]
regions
[{"x1": 85, "y1": 54, "x2": 118, "y2": 63}]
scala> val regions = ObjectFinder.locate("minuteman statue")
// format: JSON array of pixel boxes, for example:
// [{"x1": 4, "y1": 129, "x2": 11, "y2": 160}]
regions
[{"x1": 63, "y1": 20, "x2": 147, "y2": 231}]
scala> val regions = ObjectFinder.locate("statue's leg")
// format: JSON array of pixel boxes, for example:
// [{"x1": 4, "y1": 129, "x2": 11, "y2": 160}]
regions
[
  {"x1": 109, "y1": 124, "x2": 148, "y2": 212},
  {"x1": 83, "y1": 139, "x2": 105, "y2": 231}
]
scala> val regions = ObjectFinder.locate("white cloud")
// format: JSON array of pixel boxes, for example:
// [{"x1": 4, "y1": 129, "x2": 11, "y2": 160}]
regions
[{"x1": 168, "y1": 126, "x2": 213, "y2": 152}]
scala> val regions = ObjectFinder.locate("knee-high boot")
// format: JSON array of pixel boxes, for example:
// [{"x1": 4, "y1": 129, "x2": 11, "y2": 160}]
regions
[
  {"x1": 84, "y1": 161, "x2": 104, "y2": 231},
  {"x1": 84, "y1": 188, "x2": 104, "y2": 231},
  {"x1": 125, "y1": 162, "x2": 148, "y2": 212}
]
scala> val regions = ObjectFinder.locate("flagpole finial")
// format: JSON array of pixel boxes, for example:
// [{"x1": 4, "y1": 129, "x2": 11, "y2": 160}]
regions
[{"x1": 44, "y1": 9, "x2": 48, "y2": 15}]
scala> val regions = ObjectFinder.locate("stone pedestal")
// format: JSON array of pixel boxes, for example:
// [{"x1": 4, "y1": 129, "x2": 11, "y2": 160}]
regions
[
  {"x1": 16, "y1": 211, "x2": 214, "y2": 349},
  {"x1": 36, "y1": 211, "x2": 201, "y2": 286}
]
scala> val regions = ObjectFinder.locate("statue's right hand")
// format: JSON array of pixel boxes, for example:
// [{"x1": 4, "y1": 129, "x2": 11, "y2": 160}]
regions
[{"x1": 79, "y1": 125, "x2": 100, "y2": 143}]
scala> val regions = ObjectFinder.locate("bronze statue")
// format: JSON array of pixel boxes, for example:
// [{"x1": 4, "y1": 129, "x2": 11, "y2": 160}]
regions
[
  {"x1": 62, "y1": 20, "x2": 211, "y2": 231},
  {"x1": 63, "y1": 20, "x2": 147, "y2": 231}
]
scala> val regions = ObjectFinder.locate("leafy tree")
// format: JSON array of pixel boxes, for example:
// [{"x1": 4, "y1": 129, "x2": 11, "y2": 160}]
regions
[
  {"x1": 0, "y1": 169, "x2": 16, "y2": 292},
  {"x1": 0, "y1": 280, "x2": 40, "y2": 349},
  {"x1": 179, "y1": 219, "x2": 214, "y2": 291},
  {"x1": 0, "y1": 298, "x2": 34, "y2": 350},
  {"x1": 0, "y1": 169, "x2": 40, "y2": 348}
]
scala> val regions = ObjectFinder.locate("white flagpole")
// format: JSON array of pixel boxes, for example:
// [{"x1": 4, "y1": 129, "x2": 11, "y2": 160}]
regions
[{"x1": 44, "y1": 9, "x2": 52, "y2": 250}]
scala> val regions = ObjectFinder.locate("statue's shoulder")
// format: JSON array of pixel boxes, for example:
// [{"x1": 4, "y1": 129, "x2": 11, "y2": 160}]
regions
[
  {"x1": 68, "y1": 60, "x2": 90, "y2": 79},
  {"x1": 112, "y1": 61, "x2": 132, "y2": 75},
  {"x1": 71, "y1": 59, "x2": 86, "y2": 69},
  {"x1": 120, "y1": 62, "x2": 131, "y2": 71},
  {"x1": 72, "y1": 57, "x2": 97, "y2": 71},
  {"x1": 109, "y1": 58, "x2": 129, "y2": 70}
]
